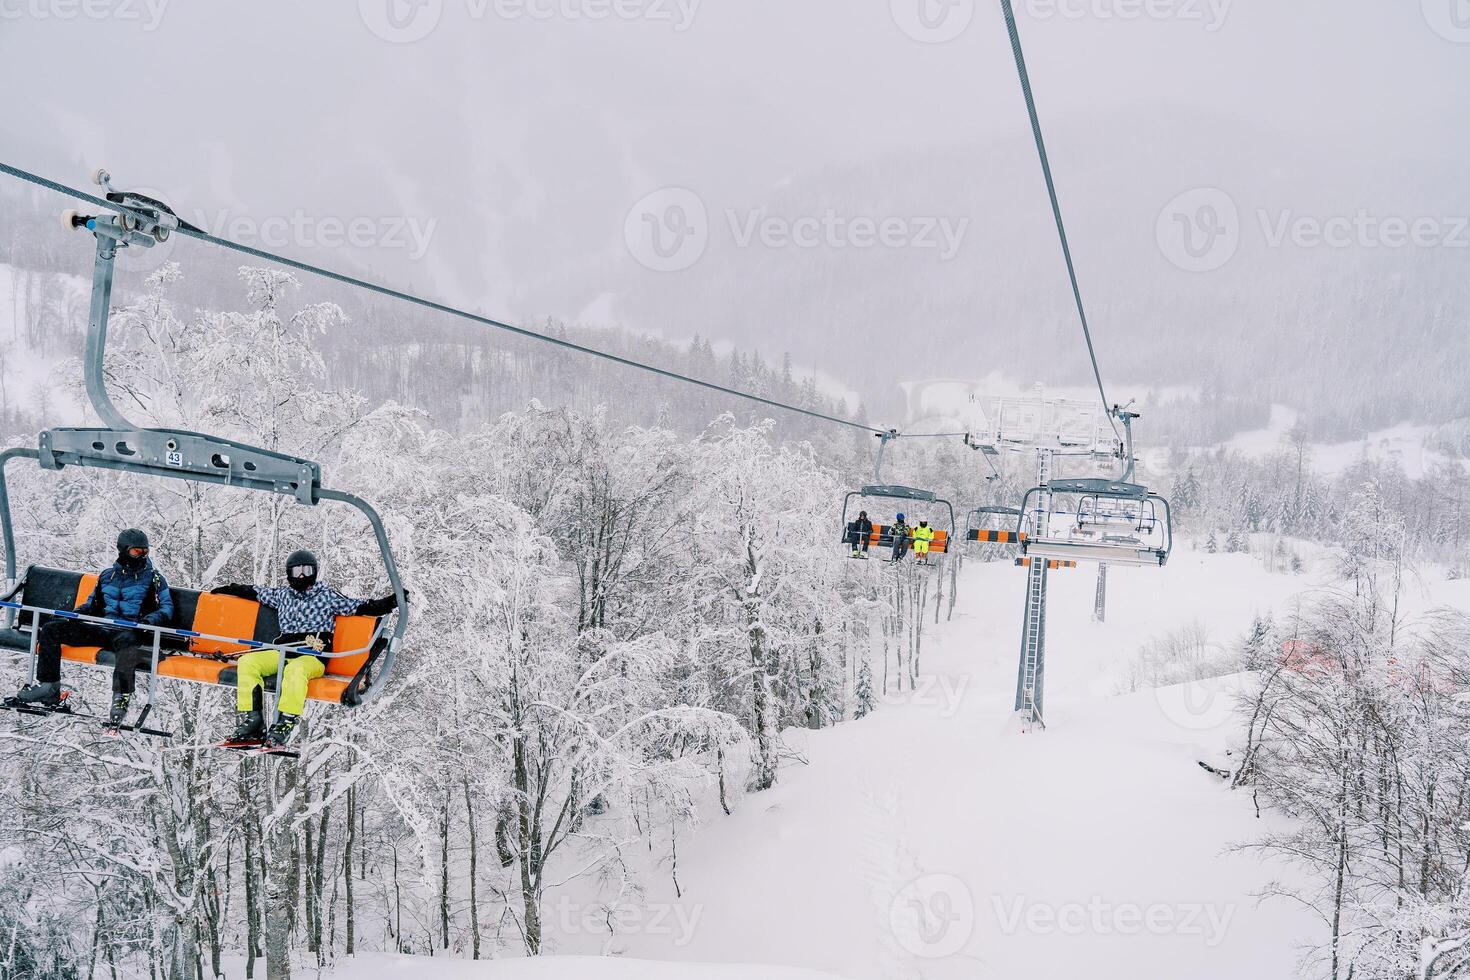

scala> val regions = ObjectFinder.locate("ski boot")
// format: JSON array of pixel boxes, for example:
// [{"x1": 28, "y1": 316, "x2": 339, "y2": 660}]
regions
[
  {"x1": 13, "y1": 681, "x2": 66, "y2": 710},
  {"x1": 108, "y1": 692, "x2": 131, "y2": 726},
  {"x1": 265, "y1": 712, "x2": 301, "y2": 748},
  {"x1": 227, "y1": 709, "x2": 265, "y2": 745}
]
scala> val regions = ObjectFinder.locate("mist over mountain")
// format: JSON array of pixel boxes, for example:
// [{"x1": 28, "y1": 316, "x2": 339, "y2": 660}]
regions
[{"x1": 3, "y1": 0, "x2": 1466, "y2": 444}]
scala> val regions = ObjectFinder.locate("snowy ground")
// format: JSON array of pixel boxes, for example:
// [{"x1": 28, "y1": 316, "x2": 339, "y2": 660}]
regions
[
  {"x1": 294, "y1": 544, "x2": 1470, "y2": 980},
  {"x1": 1224, "y1": 404, "x2": 1466, "y2": 479},
  {"x1": 558, "y1": 548, "x2": 1327, "y2": 980}
]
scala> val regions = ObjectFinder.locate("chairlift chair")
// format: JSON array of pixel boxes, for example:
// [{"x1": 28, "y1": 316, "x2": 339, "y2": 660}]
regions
[
  {"x1": 0, "y1": 170, "x2": 408, "y2": 736},
  {"x1": 839, "y1": 431, "x2": 956, "y2": 558},
  {"x1": 1017, "y1": 478, "x2": 1172, "y2": 567}
]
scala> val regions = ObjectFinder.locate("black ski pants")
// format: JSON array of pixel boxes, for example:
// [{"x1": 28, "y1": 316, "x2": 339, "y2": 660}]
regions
[{"x1": 35, "y1": 620, "x2": 151, "y2": 693}]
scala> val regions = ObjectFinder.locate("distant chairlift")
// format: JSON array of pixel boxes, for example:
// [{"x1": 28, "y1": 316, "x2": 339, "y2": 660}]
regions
[
  {"x1": 840, "y1": 431, "x2": 955, "y2": 558},
  {"x1": 1017, "y1": 479, "x2": 1172, "y2": 567},
  {"x1": 1015, "y1": 411, "x2": 1174, "y2": 567}
]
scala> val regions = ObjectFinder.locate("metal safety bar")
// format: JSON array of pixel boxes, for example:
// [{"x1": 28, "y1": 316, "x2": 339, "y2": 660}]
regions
[{"x1": 0, "y1": 598, "x2": 391, "y2": 662}]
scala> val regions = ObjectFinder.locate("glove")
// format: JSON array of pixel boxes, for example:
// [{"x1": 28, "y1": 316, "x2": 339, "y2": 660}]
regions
[
  {"x1": 357, "y1": 591, "x2": 405, "y2": 617},
  {"x1": 212, "y1": 583, "x2": 259, "y2": 601}
]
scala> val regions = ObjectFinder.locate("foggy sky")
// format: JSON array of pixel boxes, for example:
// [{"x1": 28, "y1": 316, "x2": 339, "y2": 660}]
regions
[{"x1": 2, "y1": 0, "x2": 1467, "y2": 406}]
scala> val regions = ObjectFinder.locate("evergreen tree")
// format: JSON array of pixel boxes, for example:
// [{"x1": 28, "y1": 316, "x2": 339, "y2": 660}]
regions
[{"x1": 854, "y1": 659, "x2": 876, "y2": 720}]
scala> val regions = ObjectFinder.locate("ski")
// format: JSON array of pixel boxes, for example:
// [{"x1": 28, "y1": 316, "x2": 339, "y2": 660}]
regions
[
  {"x1": 198, "y1": 739, "x2": 300, "y2": 759},
  {"x1": 0, "y1": 696, "x2": 172, "y2": 738},
  {"x1": 1197, "y1": 760, "x2": 1231, "y2": 780}
]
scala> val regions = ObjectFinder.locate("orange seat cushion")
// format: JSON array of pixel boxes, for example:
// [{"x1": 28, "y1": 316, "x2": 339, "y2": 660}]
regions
[
  {"x1": 61, "y1": 645, "x2": 102, "y2": 665},
  {"x1": 306, "y1": 675, "x2": 351, "y2": 703},
  {"x1": 158, "y1": 656, "x2": 230, "y2": 683},
  {"x1": 189, "y1": 594, "x2": 260, "y2": 656}
]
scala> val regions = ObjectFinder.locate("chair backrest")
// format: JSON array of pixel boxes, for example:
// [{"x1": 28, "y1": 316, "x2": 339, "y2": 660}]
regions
[{"x1": 329, "y1": 615, "x2": 380, "y2": 678}]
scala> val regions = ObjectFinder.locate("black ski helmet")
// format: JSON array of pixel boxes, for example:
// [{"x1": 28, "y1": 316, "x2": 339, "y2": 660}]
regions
[
  {"x1": 117, "y1": 528, "x2": 150, "y2": 569},
  {"x1": 286, "y1": 549, "x2": 318, "y2": 592}
]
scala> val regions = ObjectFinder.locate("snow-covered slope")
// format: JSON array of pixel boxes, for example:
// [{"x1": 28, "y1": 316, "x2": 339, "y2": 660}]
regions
[
  {"x1": 561, "y1": 549, "x2": 1324, "y2": 980},
  {"x1": 259, "y1": 548, "x2": 1470, "y2": 979},
  {"x1": 313, "y1": 953, "x2": 847, "y2": 980}
]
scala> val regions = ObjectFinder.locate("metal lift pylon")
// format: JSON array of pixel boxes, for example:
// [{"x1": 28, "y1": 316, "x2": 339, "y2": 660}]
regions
[
  {"x1": 1014, "y1": 448, "x2": 1052, "y2": 728},
  {"x1": 1093, "y1": 563, "x2": 1108, "y2": 624}
]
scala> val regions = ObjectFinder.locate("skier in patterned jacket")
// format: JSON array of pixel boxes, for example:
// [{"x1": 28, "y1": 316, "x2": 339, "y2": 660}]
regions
[{"x1": 213, "y1": 549, "x2": 402, "y2": 746}]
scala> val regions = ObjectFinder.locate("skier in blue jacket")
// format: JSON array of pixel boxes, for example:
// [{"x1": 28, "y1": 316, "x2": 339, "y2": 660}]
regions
[{"x1": 14, "y1": 529, "x2": 174, "y2": 723}]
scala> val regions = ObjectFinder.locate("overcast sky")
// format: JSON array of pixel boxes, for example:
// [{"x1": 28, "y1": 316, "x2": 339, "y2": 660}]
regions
[{"x1": 3, "y1": 0, "x2": 1467, "y2": 395}]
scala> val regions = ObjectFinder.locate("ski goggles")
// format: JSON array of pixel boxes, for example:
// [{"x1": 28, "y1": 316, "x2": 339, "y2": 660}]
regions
[
  {"x1": 126, "y1": 546, "x2": 149, "y2": 558},
  {"x1": 289, "y1": 564, "x2": 317, "y2": 577}
]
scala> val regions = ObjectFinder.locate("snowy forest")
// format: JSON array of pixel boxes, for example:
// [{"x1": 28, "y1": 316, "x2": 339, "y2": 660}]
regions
[
  {"x1": 0, "y1": 251, "x2": 1461, "y2": 978},
  {"x1": 3, "y1": 1, "x2": 1469, "y2": 977},
  {"x1": 0, "y1": 263, "x2": 959, "y2": 978}
]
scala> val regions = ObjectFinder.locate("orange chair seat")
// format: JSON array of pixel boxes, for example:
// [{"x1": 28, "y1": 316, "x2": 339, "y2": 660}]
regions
[
  {"x1": 60, "y1": 645, "x2": 103, "y2": 665},
  {"x1": 158, "y1": 656, "x2": 230, "y2": 683},
  {"x1": 306, "y1": 675, "x2": 351, "y2": 702}
]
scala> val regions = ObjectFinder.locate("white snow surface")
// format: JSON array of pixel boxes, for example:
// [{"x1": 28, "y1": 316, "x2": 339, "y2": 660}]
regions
[
  {"x1": 1224, "y1": 404, "x2": 1465, "y2": 478},
  {"x1": 296, "y1": 954, "x2": 846, "y2": 980},
  {"x1": 306, "y1": 545, "x2": 1470, "y2": 980}
]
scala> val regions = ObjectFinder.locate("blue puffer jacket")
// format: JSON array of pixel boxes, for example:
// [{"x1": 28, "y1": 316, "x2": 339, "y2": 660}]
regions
[{"x1": 79, "y1": 560, "x2": 174, "y2": 627}]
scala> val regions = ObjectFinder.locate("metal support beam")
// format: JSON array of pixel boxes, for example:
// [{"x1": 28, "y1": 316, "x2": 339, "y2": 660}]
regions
[
  {"x1": 1014, "y1": 449, "x2": 1052, "y2": 727},
  {"x1": 83, "y1": 234, "x2": 131, "y2": 431},
  {"x1": 1093, "y1": 563, "x2": 1108, "y2": 623}
]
